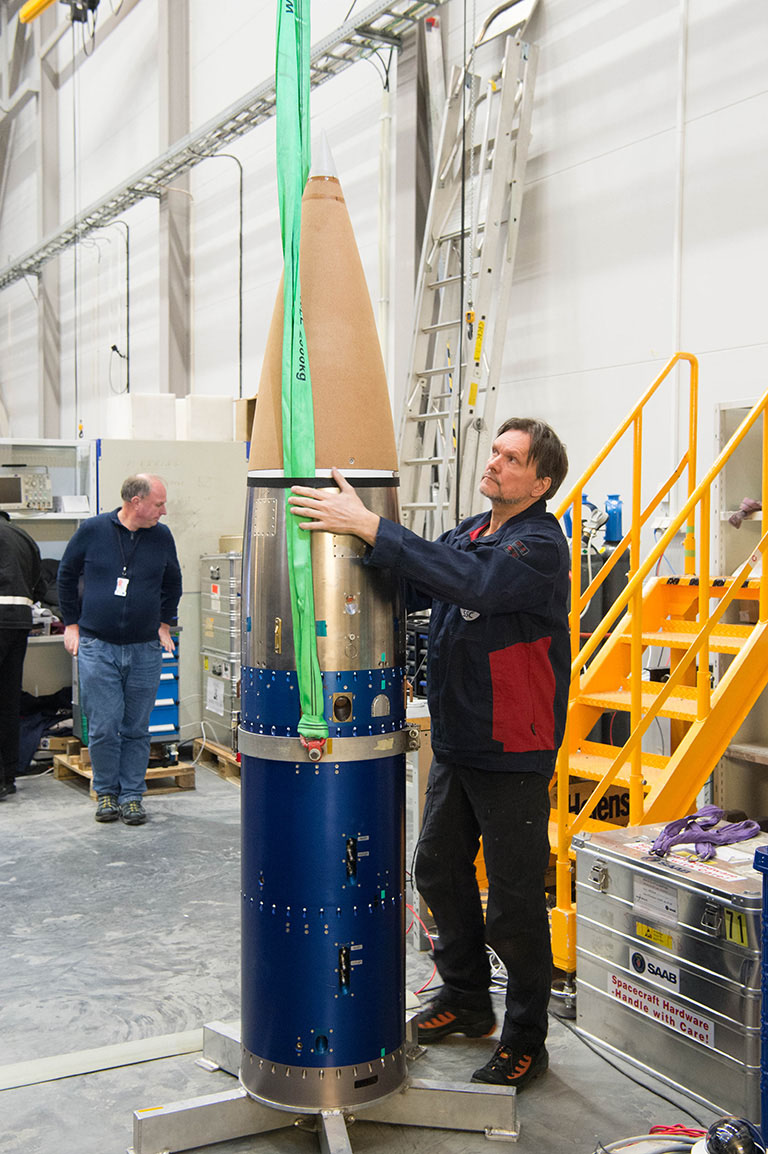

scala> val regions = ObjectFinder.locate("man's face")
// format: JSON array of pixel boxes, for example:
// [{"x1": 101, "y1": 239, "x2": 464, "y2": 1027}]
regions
[
  {"x1": 479, "y1": 429, "x2": 550, "y2": 509},
  {"x1": 131, "y1": 483, "x2": 167, "y2": 528}
]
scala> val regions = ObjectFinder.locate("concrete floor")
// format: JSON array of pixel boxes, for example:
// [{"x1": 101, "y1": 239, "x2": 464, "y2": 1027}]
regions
[{"x1": 0, "y1": 764, "x2": 723, "y2": 1154}]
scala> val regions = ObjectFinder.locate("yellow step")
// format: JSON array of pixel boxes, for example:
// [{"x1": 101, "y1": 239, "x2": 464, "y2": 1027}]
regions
[
  {"x1": 639, "y1": 618, "x2": 753, "y2": 655},
  {"x1": 578, "y1": 679, "x2": 698, "y2": 721},
  {"x1": 568, "y1": 740, "x2": 669, "y2": 790}
]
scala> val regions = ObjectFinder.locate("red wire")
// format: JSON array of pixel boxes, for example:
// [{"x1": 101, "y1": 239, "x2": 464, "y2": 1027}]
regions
[
  {"x1": 648, "y1": 1125, "x2": 706, "y2": 1137},
  {"x1": 406, "y1": 903, "x2": 438, "y2": 993}
]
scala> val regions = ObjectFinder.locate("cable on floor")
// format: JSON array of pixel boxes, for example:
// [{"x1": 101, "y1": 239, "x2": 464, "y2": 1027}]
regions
[
  {"x1": 555, "y1": 1015, "x2": 711, "y2": 1130},
  {"x1": 595, "y1": 1137, "x2": 699, "y2": 1154}
]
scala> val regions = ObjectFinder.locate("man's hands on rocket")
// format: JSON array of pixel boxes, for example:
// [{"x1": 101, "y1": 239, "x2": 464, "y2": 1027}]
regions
[{"x1": 289, "y1": 468, "x2": 380, "y2": 546}]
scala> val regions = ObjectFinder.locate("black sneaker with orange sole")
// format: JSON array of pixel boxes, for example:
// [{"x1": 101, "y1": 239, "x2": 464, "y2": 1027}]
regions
[
  {"x1": 415, "y1": 997, "x2": 496, "y2": 1045},
  {"x1": 471, "y1": 1041, "x2": 548, "y2": 1089}
]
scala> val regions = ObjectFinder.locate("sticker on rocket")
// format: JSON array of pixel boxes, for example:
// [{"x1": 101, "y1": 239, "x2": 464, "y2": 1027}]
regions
[{"x1": 633, "y1": 875, "x2": 678, "y2": 926}]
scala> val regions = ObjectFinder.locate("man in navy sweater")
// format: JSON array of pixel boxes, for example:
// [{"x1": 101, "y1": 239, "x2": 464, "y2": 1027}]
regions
[
  {"x1": 58, "y1": 475, "x2": 182, "y2": 826},
  {"x1": 289, "y1": 418, "x2": 570, "y2": 1090}
]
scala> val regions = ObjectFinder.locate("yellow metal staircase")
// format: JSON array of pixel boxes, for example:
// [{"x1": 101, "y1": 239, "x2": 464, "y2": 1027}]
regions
[{"x1": 549, "y1": 352, "x2": 768, "y2": 973}]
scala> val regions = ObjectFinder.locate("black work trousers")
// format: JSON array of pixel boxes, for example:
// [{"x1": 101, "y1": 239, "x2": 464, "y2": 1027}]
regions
[
  {"x1": 0, "y1": 628, "x2": 29, "y2": 788},
  {"x1": 414, "y1": 760, "x2": 552, "y2": 1049}
]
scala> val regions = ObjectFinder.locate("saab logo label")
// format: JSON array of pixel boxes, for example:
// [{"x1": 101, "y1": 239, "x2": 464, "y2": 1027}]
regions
[
  {"x1": 630, "y1": 949, "x2": 679, "y2": 989},
  {"x1": 460, "y1": 608, "x2": 480, "y2": 620}
]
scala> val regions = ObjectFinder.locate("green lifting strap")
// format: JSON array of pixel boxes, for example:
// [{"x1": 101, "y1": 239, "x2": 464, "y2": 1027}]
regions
[{"x1": 275, "y1": 0, "x2": 327, "y2": 741}]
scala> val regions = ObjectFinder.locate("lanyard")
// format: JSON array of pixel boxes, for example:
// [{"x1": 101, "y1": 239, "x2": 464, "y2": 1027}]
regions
[{"x1": 114, "y1": 522, "x2": 139, "y2": 577}]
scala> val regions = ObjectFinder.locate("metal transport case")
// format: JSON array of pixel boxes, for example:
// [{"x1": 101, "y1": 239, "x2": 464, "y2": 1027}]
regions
[
  {"x1": 574, "y1": 824, "x2": 768, "y2": 1118},
  {"x1": 200, "y1": 552, "x2": 241, "y2": 659},
  {"x1": 200, "y1": 652, "x2": 239, "y2": 751}
]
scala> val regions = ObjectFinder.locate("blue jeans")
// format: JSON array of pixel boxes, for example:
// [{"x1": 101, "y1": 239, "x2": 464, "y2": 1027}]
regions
[
  {"x1": 77, "y1": 637, "x2": 163, "y2": 804},
  {"x1": 415, "y1": 761, "x2": 553, "y2": 1050}
]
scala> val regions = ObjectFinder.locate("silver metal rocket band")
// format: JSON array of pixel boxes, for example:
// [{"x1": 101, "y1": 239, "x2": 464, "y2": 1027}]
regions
[
  {"x1": 237, "y1": 727, "x2": 411, "y2": 762},
  {"x1": 240, "y1": 1045, "x2": 407, "y2": 1113}
]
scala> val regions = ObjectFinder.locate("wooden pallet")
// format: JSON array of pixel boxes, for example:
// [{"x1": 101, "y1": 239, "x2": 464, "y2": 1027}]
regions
[
  {"x1": 53, "y1": 740, "x2": 195, "y2": 799},
  {"x1": 193, "y1": 737, "x2": 241, "y2": 785}
]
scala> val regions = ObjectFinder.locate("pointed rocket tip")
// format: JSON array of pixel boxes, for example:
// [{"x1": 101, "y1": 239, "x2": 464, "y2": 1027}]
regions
[{"x1": 310, "y1": 130, "x2": 339, "y2": 180}]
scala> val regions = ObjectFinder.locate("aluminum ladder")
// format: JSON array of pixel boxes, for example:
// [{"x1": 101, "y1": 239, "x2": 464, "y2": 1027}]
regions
[{"x1": 398, "y1": 30, "x2": 538, "y2": 538}]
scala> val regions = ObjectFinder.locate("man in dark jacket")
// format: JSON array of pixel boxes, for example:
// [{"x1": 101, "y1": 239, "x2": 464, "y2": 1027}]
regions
[
  {"x1": 289, "y1": 417, "x2": 569, "y2": 1090},
  {"x1": 57, "y1": 474, "x2": 182, "y2": 826},
  {"x1": 0, "y1": 511, "x2": 44, "y2": 800}
]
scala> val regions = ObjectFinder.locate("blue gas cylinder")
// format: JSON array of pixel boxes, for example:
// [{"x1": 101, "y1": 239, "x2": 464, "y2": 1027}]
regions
[
  {"x1": 605, "y1": 494, "x2": 623, "y2": 544},
  {"x1": 563, "y1": 494, "x2": 594, "y2": 538}
]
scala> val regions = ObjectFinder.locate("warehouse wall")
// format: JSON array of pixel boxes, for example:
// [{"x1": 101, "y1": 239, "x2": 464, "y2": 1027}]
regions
[
  {"x1": 435, "y1": 0, "x2": 768, "y2": 511},
  {"x1": 0, "y1": 0, "x2": 766, "y2": 519}
]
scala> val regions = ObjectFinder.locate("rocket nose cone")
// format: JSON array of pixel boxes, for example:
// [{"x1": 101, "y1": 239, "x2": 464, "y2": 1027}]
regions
[{"x1": 310, "y1": 129, "x2": 338, "y2": 180}]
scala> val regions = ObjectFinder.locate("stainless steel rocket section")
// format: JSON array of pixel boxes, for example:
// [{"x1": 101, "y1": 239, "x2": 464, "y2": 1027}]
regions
[{"x1": 239, "y1": 474, "x2": 408, "y2": 1112}]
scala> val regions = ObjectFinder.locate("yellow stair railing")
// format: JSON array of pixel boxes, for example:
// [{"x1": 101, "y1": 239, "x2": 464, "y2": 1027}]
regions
[{"x1": 549, "y1": 352, "x2": 768, "y2": 973}]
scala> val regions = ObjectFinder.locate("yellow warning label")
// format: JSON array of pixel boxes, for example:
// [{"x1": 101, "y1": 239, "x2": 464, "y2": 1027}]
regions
[
  {"x1": 473, "y1": 319, "x2": 485, "y2": 362},
  {"x1": 636, "y1": 921, "x2": 674, "y2": 949},
  {"x1": 724, "y1": 908, "x2": 749, "y2": 946},
  {"x1": 468, "y1": 382, "x2": 479, "y2": 407}
]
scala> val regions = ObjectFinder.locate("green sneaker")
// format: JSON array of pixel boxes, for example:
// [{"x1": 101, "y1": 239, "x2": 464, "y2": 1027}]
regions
[
  {"x1": 120, "y1": 799, "x2": 147, "y2": 826},
  {"x1": 95, "y1": 794, "x2": 120, "y2": 822}
]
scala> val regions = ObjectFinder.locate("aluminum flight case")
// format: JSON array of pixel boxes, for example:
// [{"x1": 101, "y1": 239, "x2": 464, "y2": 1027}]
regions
[
  {"x1": 574, "y1": 824, "x2": 767, "y2": 1118},
  {"x1": 201, "y1": 651, "x2": 240, "y2": 751},
  {"x1": 200, "y1": 552, "x2": 241, "y2": 659}
]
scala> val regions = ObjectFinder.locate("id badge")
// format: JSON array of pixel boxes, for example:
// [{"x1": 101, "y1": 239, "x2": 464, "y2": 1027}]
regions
[{"x1": 115, "y1": 577, "x2": 130, "y2": 597}]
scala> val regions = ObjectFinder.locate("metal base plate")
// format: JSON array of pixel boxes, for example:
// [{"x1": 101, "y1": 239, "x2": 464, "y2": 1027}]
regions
[{"x1": 129, "y1": 1021, "x2": 519, "y2": 1153}]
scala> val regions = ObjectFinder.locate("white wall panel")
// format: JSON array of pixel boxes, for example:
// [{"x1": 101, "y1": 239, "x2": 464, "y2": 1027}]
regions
[
  {"x1": 56, "y1": 0, "x2": 159, "y2": 218},
  {"x1": 528, "y1": 0, "x2": 678, "y2": 181},
  {"x1": 0, "y1": 281, "x2": 39, "y2": 437},
  {"x1": 680, "y1": 92, "x2": 768, "y2": 356},
  {"x1": 685, "y1": 0, "x2": 768, "y2": 122},
  {"x1": 505, "y1": 131, "x2": 677, "y2": 383},
  {"x1": 0, "y1": 99, "x2": 39, "y2": 259}
]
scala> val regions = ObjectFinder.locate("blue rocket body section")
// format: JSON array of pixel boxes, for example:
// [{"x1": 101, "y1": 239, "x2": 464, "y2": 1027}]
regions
[
  {"x1": 240, "y1": 745, "x2": 405, "y2": 1069},
  {"x1": 240, "y1": 666, "x2": 403, "y2": 737}
]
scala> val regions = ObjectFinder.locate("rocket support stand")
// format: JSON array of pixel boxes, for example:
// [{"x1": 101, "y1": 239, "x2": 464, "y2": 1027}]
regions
[{"x1": 128, "y1": 1020, "x2": 519, "y2": 1154}]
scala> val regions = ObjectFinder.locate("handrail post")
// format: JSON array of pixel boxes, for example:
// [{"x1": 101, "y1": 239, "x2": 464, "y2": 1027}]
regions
[
  {"x1": 629, "y1": 412, "x2": 643, "y2": 821},
  {"x1": 685, "y1": 355, "x2": 699, "y2": 575},
  {"x1": 697, "y1": 488, "x2": 711, "y2": 719},
  {"x1": 762, "y1": 410, "x2": 768, "y2": 624}
]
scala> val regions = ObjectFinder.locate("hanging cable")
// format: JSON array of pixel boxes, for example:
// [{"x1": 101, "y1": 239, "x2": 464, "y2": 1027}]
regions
[
  {"x1": 80, "y1": 3, "x2": 97, "y2": 55},
  {"x1": 466, "y1": 0, "x2": 478, "y2": 329},
  {"x1": 110, "y1": 220, "x2": 130, "y2": 393},
  {"x1": 71, "y1": 21, "x2": 83, "y2": 438},
  {"x1": 454, "y1": 0, "x2": 469, "y2": 526}
]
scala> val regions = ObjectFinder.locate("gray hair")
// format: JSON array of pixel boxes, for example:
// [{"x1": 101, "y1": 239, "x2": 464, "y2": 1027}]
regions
[{"x1": 121, "y1": 474, "x2": 162, "y2": 502}]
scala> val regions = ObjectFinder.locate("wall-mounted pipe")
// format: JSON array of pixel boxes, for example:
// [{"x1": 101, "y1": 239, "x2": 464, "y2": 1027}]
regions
[{"x1": 192, "y1": 151, "x2": 244, "y2": 399}]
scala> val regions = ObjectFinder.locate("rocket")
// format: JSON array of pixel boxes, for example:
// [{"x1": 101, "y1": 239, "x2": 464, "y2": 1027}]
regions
[{"x1": 238, "y1": 164, "x2": 408, "y2": 1112}]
